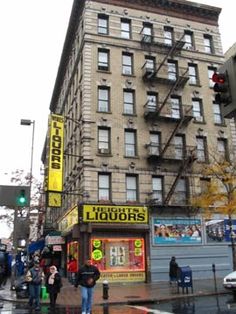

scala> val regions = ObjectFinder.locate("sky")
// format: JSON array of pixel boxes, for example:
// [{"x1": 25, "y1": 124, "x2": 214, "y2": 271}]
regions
[{"x1": 0, "y1": 0, "x2": 234, "y2": 238}]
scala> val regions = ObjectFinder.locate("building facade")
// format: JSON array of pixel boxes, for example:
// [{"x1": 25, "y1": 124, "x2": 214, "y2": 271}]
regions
[{"x1": 42, "y1": 0, "x2": 236, "y2": 282}]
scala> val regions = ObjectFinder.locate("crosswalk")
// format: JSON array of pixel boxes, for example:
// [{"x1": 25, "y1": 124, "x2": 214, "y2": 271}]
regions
[{"x1": 129, "y1": 305, "x2": 173, "y2": 314}]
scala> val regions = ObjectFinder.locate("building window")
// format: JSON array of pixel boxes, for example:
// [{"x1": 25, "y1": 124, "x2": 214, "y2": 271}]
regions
[
  {"x1": 174, "y1": 135, "x2": 184, "y2": 159},
  {"x1": 152, "y1": 176, "x2": 163, "y2": 203},
  {"x1": 208, "y1": 67, "x2": 217, "y2": 88},
  {"x1": 168, "y1": 60, "x2": 177, "y2": 81},
  {"x1": 150, "y1": 132, "x2": 160, "y2": 155},
  {"x1": 98, "y1": 127, "x2": 110, "y2": 154},
  {"x1": 213, "y1": 102, "x2": 223, "y2": 124},
  {"x1": 125, "y1": 130, "x2": 136, "y2": 157},
  {"x1": 188, "y1": 64, "x2": 198, "y2": 85},
  {"x1": 204, "y1": 34, "x2": 214, "y2": 53},
  {"x1": 98, "y1": 49, "x2": 109, "y2": 71},
  {"x1": 98, "y1": 173, "x2": 111, "y2": 201},
  {"x1": 121, "y1": 19, "x2": 131, "y2": 39},
  {"x1": 147, "y1": 92, "x2": 158, "y2": 112},
  {"x1": 123, "y1": 90, "x2": 135, "y2": 114},
  {"x1": 122, "y1": 53, "x2": 133, "y2": 75},
  {"x1": 174, "y1": 178, "x2": 187, "y2": 204},
  {"x1": 196, "y1": 136, "x2": 208, "y2": 162},
  {"x1": 164, "y1": 26, "x2": 173, "y2": 46},
  {"x1": 142, "y1": 22, "x2": 153, "y2": 43},
  {"x1": 217, "y1": 138, "x2": 228, "y2": 160},
  {"x1": 184, "y1": 30, "x2": 194, "y2": 49},
  {"x1": 192, "y1": 98, "x2": 204, "y2": 122},
  {"x1": 170, "y1": 96, "x2": 181, "y2": 118},
  {"x1": 126, "y1": 175, "x2": 138, "y2": 202},
  {"x1": 98, "y1": 14, "x2": 109, "y2": 35},
  {"x1": 98, "y1": 87, "x2": 110, "y2": 112}
]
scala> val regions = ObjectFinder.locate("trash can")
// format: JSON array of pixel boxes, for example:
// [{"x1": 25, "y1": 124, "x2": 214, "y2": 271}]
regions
[{"x1": 177, "y1": 266, "x2": 193, "y2": 293}]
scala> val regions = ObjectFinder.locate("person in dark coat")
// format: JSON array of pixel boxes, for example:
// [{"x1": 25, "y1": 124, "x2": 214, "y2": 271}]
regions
[
  {"x1": 45, "y1": 265, "x2": 62, "y2": 310},
  {"x1": 74, "y1": 258, "x2": 100, "y2": 314},
  {"x1": 169, "y1": 256, "x2": 179, "y2": 285}
]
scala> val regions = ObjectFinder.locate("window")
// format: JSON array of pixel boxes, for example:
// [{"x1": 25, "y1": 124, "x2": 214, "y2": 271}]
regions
[
  {"x1": 121, "y1": 19, "x2": 131, "y2": 39},
  {"x1": 126, "y1": 175, "x2": 138, "y2": 202},
  {"x1": 192, "y1": 99, "x2": 204, "y2": 122},
  {"x1": 196, "y1": 136, "x2": 208, "y2": 162},
  {"x1": 142, "y1": 23, "x2": 153, "y2": 43},
  {"x1": 125, "y1": 130, "x2": 136, "y2": 157},
  {"x1": 150, "y1": 132, "x2": 160, "y2": 155},
  {"x1": 164, "y1": 26, "x2": 173, "y2": 46},
  {"x1": 98, "y1": 49, "x2": 109, "y2": 71},
  {"x1": 200, "y1": 178, "x2": 210, "y2": 194},
  {"x1": 217, "y1": 138, "x2": 228, "y2": 160},
  {"x1": 174, "y1": 178, "x2": 187, "y2": 204},
  {"x1": 213, "y1": 103, "x2": 223, "y2": 124},
  {"x1": 188, "y1": 64, "x2": 198, "y2": 85},
  {"x1": 204, "y1": 34, "x2": 213, "y2": 53},
  {"x1": 98, "y1": 173, "x2": 111, "y2": 201},
  {"x1": 168, "y1": 60, "x2": 177, "y2": 81},
  {"x1": 98, "y1": 14, "x2": 109, "y2": 35},
  {"x1": 123, "y1": 90, "x2": 135, "y2": 114},
  {"x1": 174, "y1": 135, "x2": 184, "y2": 159},
  {"x1": 98, "y1": 128, "x2": 110, "y2": 154},
  {"x1": 208, "y1": 67, "x2": 217, "y2": 88},
  {"x1": 184, "y1": 31, "x2": 194, "y2": 49},
  {"x1": 144, "y1": 56, "x2": 155, "y2": 75},
  {"x1": 152, "y1": 176, "x2": 163, "y2": 203},
  {"x1": 147, "y1": 92, "x2": 157, "y2": 112},
  {"x1": 170, "y1": 96, "x2": 181, "y2": 118},
  {"x1": 122, "y1": 53, "x2": 133, "y2": 75},
  {"x1": 98, "y1": 87, "x2": 110, "y2": 112}
]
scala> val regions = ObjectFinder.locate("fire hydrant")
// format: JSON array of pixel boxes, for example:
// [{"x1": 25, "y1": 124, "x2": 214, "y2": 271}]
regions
[{"x1": 103, "y1": 280, "x2": 109, "y2": 300}]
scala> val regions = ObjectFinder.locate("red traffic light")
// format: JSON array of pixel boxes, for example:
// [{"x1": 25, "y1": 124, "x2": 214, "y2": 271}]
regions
[{"x1": 212, "y1": 72, "x2": 226, "y2": 84}]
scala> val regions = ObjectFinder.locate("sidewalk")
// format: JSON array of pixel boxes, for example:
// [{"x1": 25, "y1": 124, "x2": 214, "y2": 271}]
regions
[{"x1": 0, "y1": 277, "x2": 231, "y2": 306}]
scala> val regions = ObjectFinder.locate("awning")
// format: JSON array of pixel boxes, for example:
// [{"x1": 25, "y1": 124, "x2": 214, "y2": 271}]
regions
[{"x1": 28, "y1": 239, "x2": 45, "y2": 254}]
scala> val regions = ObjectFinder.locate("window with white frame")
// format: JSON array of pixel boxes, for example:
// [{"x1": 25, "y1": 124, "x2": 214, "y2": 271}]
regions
[
  {"x1": 98, "y1": 49, "x2": 109, "y2": 71},
  {"x1": 174, "y1": 135, "x2": 184, "y2": 159},
  {"x1": 142, "y1": 23, "x2": 153, "y2": 43},
  {"x1": 98, "y1": 14, "x2": 109, "y2": 34},
  {"x1": 192, "y1": 99, "x2": 204, "y2": 122},
  {"x1": 170, "y1": 96, "x2": 181, "y2": 118},
  {"x1": 152, "y1": 176, "x2": 163, "y2": 203},
  {"x1": 126, "y1": 175, "x2": 138, "y2": 202},
  {"x1": 121, "y1": 19, "x2": 131, "y2": 39},
  {"x1": 174, "y1": 178, "x2": 187, "y2": 204},
  {"x1": 98, "y1": 87, "x2": 110, "y2": 112},
  {"x1": 125, "y1": 130, "x2": 136, "y2": 157},
  {"x1": 213, "y1": 102, "x2": 223, "y2": 124},
  {"x1": 203, "y1": 34, "x2": 213, "y2": 53},
  {"x1": 167, "y1": 60, "x2": 177, "y2": 80},
  {"x1": 188, "y1": 64, "x2": 198, "y2": 85},
  {"x1": 164, "y1": 26, "x2": 173, "y2": 46},
  {"x1": 217, "y1": 138, "x2": 228, "y2": 160},
  {"x1": 123, "y1": 90, "x2": 135, "y2": 114},
  {"x1": 122, "y1": 53, "x2": 133, "y2": 75},
  {"x1": 184, "y1": 31, "x2": 194, "y2": 49},
  {"x1": 98, "y1": 173, "x2": 111, "y2": 201},
  {"x1": 196, "y1": 136, "x2": 207, "y2": 162},
  {"x1": 98, "y1": 128, "x2": 110, "y2": 153},
  {"x1": 147, "y1": 92, "x2": 157, "y2": 112},
  {"x1": 150, "y1": 132, "x2": 160, "y2": 155},
  {"x1": 208, "y1": 66, "x2": 217, "y2": 88}
]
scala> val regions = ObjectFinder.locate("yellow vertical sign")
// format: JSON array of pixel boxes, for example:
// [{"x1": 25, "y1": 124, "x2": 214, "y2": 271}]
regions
[{"x1": 48, "y1": 114, "x2": 64, "y2": 192}]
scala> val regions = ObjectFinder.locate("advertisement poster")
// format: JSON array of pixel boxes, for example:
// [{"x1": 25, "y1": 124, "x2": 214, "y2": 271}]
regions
[
  {"x1": 153, "y1": 218, "x2": 202, "y2": 245},
  {"x1": 206, "y1": 219, "x2": 236, "y2": 242}
]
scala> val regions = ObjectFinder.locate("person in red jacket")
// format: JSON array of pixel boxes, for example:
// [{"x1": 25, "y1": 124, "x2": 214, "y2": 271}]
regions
[{"x1": 67, "y1": 255, "x2": 77, "y2": 284}]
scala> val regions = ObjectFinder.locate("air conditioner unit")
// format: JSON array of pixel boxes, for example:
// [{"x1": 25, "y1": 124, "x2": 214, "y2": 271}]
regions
[
  {"x1": 185, "y1": 45, "x2": 194, "y2": 50},
  {"x1": 99, "y1": 148, "x2": 109, "y2": 154},
  {"x1": 124, "y1": 69, "x2": 131, "y2": 75},
  {"x1": 195, "y1": 116, "x2": 203, "y2": 122}
]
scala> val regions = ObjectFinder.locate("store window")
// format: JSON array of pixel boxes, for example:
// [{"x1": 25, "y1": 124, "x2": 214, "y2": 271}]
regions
[{"x1": 90, "y1": 237, "x2": 145, "y2": 282}]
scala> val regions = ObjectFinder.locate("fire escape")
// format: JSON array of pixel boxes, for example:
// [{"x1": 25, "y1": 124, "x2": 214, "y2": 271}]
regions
[{"x1": 141, "y1": 29, "x2": 197, "y2": 206}]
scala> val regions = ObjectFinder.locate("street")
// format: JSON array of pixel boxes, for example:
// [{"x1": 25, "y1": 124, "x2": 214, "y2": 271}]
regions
[{"x1": 1, "y1": 294, "x2": 236, "y2": 313}]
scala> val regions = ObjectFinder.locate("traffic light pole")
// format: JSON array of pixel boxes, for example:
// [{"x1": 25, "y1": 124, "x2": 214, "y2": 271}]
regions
[{"x1": 11, "y1": 207, "x2": 19, "y2": 290}]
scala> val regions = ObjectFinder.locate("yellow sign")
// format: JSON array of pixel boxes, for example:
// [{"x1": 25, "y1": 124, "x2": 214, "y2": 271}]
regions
[
  {"x1": 135, "y1": 239, "x2": 142, "y2": 248},
  {"x1": 48, "y1": 114, "x2": 64, "y2": 192},
  {"x1": 58, "y1": 205, "x2": 78, "y2": 233},
  {"x1": 48, "y1": 192, "x2": 62, "y2": 207},
  {"x1": 92, "y1": 249, "x2": 103, "y2": 260},
  {"x1": 99, "y1": 272, "x2": 145, "y2": 282},
  {"x1": 83, "y1": 205, "x2": 148, "y2": 223}
]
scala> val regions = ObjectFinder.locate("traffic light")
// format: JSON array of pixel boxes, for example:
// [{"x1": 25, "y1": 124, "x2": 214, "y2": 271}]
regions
[
  {"x1": 16, "y1": 189, "x2": 27, "y2": 206},
  {"x1": 212, "y1": 71, "x2": 231, "y2": 105}
]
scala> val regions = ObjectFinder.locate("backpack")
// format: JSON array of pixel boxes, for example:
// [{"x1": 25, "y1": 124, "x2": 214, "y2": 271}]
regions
[{"x1": 30, "y1": 268, "x2": 42, "y2": 285}]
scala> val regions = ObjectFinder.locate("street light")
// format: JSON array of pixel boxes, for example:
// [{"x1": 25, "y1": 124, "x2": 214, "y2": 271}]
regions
[{"x1": 20, "y1": 119, "x2": 35, "y2": 204}]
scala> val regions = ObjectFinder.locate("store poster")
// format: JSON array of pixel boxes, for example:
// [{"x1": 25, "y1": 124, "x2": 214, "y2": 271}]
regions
[
  {"x1": 153, "y1": 218, "x2": 202, "y2": 244},
  {"x1": 206, "y1": 219, "x2": 236, "y2": 243}
]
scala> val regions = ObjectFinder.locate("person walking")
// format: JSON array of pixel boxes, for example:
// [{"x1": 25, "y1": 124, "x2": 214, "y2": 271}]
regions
[
  {"x1": 67, "y1": 255, "x2": 77, "y2": 284},
  {"x1": 45, "y1": 265, "x2": 62, "y2": 311},
  {"x1": 169, "y1": 256, "x2": 179, "y2": 285},
  {"x1": 25, "y1": 261, "x2": 44, "y2": 311},
  {"x1": 74, "y1": 258, "x2": 100, "y2": 314}
]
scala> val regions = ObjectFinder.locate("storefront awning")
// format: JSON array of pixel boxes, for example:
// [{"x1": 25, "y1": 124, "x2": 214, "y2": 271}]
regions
[{"x1": 28, "y1": 239, "x2": 45, "y2": 254}]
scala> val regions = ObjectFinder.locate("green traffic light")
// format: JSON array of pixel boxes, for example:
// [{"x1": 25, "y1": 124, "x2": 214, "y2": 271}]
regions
[{"x1": 17, "y1": 189, "x2": 27, "y2": 206}]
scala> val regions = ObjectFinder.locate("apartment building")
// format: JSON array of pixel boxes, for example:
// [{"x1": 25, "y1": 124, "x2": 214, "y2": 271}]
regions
[{"x1": 42, "y1": 0, "x2": 235, "y2": 282}]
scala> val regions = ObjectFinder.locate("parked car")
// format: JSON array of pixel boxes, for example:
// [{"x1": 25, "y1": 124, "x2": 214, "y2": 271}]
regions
[{"x1": 223, "y1": 271, "x2": 236, "y2": 290}]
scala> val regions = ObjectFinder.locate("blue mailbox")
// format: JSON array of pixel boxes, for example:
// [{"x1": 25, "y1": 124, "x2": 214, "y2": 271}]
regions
[{"x1": 177, "y1": 266, "x2": 193, "y2": 293}]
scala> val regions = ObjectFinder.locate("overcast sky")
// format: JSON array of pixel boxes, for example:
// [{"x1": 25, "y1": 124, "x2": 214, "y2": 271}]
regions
[{"x1": 0, "y1": 0, "x2": 234, "y2": 238}]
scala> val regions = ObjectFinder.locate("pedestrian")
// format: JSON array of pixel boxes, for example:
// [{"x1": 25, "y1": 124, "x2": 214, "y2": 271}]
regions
[
  {"x1": 25, "y1": 261, "x2": 44, "y2": 311},
  {"x1": 74, "y1": 258, "x2": 100, "y2": 314},
  {"x1": 45, "y1": 265, "x2": 62, "y2": 311},
  {"x1": 67, "y1": 255, "x2": 77, "y2": 284},
  {"x1": 0, "y1": 264, "x2": 6, "y2": 290},
  {"x1": 169, "y1": 256, "x2": 178, "y2": 285}
]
